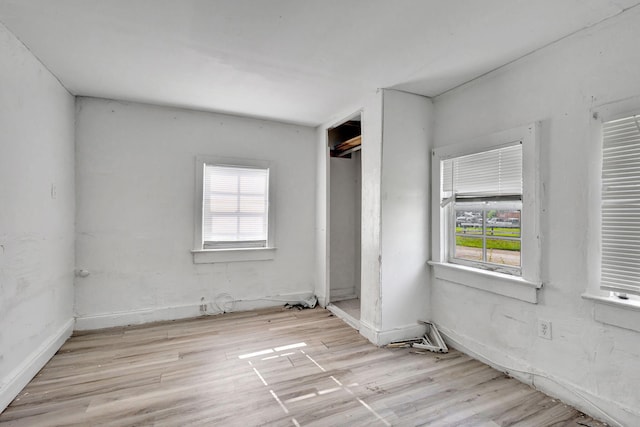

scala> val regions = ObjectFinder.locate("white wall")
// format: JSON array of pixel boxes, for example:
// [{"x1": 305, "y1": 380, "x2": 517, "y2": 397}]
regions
[
  {"x1": 329, "y1": 153, "x2": 361, "y2": 300},
  {"x1": 316, "y1": 90, "x2": 433, "y2": 345},
  {"x1": 432, "y1": 7, "x2": 640, "y2": 426},
  {"x1": 314, "y1": 126, "x2": 330, "y2": 307},
  {"x1": 0, "y1": 23, "x2": 75, "y2": 411},
  {"x1": 74, "y1": 98, "x2": 317, "y2": 329},
  {"x1": 352, "y1": 91, "x2": 384, "y2": 337},
  {"x1": 380, "y1": 90, "x2": 432, "y2": 334}
]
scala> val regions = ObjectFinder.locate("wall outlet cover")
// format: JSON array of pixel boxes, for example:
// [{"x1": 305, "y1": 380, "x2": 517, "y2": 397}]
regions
[{"x1": 538, "y1": 319, "x2": 552, "y2": 340}]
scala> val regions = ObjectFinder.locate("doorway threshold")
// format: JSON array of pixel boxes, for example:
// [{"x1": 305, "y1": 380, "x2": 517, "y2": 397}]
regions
[{"x1": 327, "y1": 298, "x2": 360, "y2": 331}]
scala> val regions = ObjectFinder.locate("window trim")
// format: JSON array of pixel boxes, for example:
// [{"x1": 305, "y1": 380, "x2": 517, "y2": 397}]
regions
[
  {"x1": 192, "y1": 156, "x2": 276, "y2": 263},
  {"x1": 431, "y1": 123, "x2": 541, "y2": 303},
  {"x1": 581, "y1": 293, "x2": 640, "y2": 333},
  {"x1": 584, "y1": 96, "x2": 640, "y2": 327},
  {"x1": 599, "y1": 110, "x2": 640, "y2": 297},
  {"x1": 428, "y1": 260, "x2": 540, "y2": 304}
]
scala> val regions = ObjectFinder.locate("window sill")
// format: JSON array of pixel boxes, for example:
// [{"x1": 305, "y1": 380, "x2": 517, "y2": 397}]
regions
[
  {"x1": 428, "y1": 261, "x2": 541, "y2": 304},
  {"x1": 582, "y1": 293, "x2": 640, "y2": 332},
  {"x1": 191, "y1": 247, "x2": 276, "y2": 264}
]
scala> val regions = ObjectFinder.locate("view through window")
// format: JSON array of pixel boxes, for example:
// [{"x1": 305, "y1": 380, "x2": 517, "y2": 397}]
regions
[{"x1": 442, "y1": 144, "x2": 523, "y2": 274}]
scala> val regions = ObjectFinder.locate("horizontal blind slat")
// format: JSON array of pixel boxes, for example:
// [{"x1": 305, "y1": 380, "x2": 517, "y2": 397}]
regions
[
  {"x1": 601, "y1": 114, "x2": 640, "y2": 294},
  {"x1": 203, "y1": 164, "x2": 269, "y2": 245},
  {"x1": 442, "y1": 144, "x2": 522, "y2": 196}
]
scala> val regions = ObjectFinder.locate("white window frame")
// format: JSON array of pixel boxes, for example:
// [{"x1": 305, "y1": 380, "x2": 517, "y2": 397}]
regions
[
  {"x1": 430, "y1": 123, "x2": 542, "y2": 303},
  {"x1": 192, "y1": 156, "x2": 276, "y2": 264},
  {"x1": 582, "y1": 97, "x2": 640, "y2": 332},
  {"x1": 443, "y1": 145, "x2": 523, "y2": 276}
]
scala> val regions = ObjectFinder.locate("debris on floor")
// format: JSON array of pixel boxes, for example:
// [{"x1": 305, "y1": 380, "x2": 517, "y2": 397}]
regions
[
  {"x1": 414, "y1": 320, "x2": 448, "y2": 353},
  {"x1": 387, "y1": 338, "x2": 423, "y2": 348},
  {"x1": 284, "y1": 295, "x2": 318, "y2": 310},
  {"x1": 386, "y1": 321, "x2": 449, "y2": 353}
]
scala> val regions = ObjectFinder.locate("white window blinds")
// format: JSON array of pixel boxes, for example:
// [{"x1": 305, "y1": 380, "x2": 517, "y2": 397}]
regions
[
  {"x1": 442, "y1": 144, "x2": 522, "y2": 199},
  {"x1": 601, "y1": 114, "x2": 640, "y2": 296},
  {"x1": 203, "y1": 164, "x2": 269, "y2": 249}
]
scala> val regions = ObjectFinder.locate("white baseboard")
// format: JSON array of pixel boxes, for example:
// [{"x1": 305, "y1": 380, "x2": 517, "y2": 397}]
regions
[
  {"x1": 233, "y1": 293, "x2": 315, "y2": 312},
  {"x1": 317, "y1": 295, "x2": 328, "y2": 308},
  {"x1": 358, "y1": 320, "x2": 378, "y2": 343},
  {"x1": 75, "y1": 292, "x2": 315, "y2": 330},
  {"x1": 359, "y1": 321, "x2": 426, "y2": 347},
  {"x1": 437, "y1": 325, "x2": 639, "y2": 427},
  {"x1": 329, "y1": 287, "x2": 358, "y2": 302},
  {"x1": 1, "y1": 318, "x2": 74, "y2": 412},
  {"x1": 325, "y1": 305, "x2": 426, "y2": 346},
  {"x1": 75, "y1": 303, "x2": 202, "y2": 330}
]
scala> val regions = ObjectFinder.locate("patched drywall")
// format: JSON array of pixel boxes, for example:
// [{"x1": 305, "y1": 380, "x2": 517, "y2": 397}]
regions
[
  {"x1": 432, "y1": 7, "x2": 640, "y2": 425},
  {"x1": 74, "y1": 98, "x2": 317, "y2": 328},
  {"x1": 0, "y1": 23, "x2": 75, "y2": 411}
]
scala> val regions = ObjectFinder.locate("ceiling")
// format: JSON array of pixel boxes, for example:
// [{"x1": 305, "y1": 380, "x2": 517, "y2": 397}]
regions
[{"x1": 0, "y1": 0, "x2": 638, "y2": 126}]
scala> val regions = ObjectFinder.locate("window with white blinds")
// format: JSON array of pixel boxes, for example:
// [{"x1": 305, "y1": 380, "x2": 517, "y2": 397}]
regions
[
  {"x1": 442, "y1": 143, "x2": 523, "y2": 200},
  {"x1": 601, "y1": 114, "x2": 640, "y2": 296},
  {"x1": 441, "y1": 143, "x2": 523, "y2": 274},
  {"x1": 431, "y1": 124, "x2": 540, "y2": 301},
  {"x1": 203, "y1": 164, "x2": 269, "y2": 249}
]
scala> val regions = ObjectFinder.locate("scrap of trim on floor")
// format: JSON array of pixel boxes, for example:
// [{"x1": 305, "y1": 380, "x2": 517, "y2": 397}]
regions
[{"x1": 387, "y1": 320, "x2": 449, "y2": 353}]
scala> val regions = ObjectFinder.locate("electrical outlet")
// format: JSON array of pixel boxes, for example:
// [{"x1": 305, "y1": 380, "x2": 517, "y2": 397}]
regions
[{"x1": 538, "y1": 319, "x2": 552, "y2": 340}]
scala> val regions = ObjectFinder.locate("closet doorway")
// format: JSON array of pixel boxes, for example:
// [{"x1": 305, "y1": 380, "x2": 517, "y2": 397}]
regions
[{"x1": 327, "y1": 113, "x2": 362, "y2": 328}]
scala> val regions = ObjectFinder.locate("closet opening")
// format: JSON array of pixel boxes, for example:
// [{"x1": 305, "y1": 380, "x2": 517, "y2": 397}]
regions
[{"x1": 327, "y1": 113, "x2": 362, "y2": 328}]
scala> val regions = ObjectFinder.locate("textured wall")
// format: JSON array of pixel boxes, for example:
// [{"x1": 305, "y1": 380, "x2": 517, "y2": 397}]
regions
[
  {"x1": 432, "y1": 8, "x2": 640, "y2": 425},
  {"x1": 74, "y1": 98, "x2": 317, "y2": 328},
  {"x1": 0, "y1": 22, "x2": 75, "y2": 410}
]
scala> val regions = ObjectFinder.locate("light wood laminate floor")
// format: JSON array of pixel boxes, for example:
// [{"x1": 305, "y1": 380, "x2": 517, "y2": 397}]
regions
[{"x1": 0, "y1": 307, "x2": 606, "y2": 426}]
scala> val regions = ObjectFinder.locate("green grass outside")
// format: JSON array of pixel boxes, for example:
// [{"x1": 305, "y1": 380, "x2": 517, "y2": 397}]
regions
[
  {"x1": 456, "y1": 236, "x2": 521, "y2": 251},
  {"x1": 455, "y1": 226, "x2": 520, "y2": 238}
]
